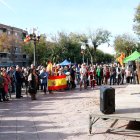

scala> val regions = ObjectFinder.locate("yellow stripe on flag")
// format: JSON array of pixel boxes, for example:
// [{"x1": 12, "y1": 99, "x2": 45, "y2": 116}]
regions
[{"x1": 48, "y1": 75, "x2": 67, "y2": 90}]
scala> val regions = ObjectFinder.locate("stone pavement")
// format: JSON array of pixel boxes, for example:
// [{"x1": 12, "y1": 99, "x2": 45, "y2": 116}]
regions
[{"x1": 0, "y1": 84, "x2": 140, "y2": 140}]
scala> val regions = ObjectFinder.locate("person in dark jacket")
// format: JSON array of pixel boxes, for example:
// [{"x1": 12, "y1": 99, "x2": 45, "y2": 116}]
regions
[
  {"x1": 39, "y1": 68, "x2": 48, "y2": 94},
  {"x1": 70, "y1": 66, "x2": 76, "y2": 89},
  {"x1": 14, "y1": 66, "x2": 23, "y2": 98},
  {"x1": 28, "y1": 68, "x2": 38, "y2": 100}
]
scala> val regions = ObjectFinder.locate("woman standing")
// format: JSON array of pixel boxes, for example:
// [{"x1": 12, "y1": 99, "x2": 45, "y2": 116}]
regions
[
  {"x1": 2, "y1": 69, "x2": 11, "y2": 100},
  {"x1": 23, "y1": 68, "x2": 29, "y2": 95},
  {"x1": 28, "y1": 68, "x2": 38, "y2": 100}
]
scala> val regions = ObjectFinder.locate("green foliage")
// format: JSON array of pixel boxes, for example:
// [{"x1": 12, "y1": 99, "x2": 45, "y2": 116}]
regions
[
  {"x1": 22, "y1": 31, "x2": 114, "y2": 65},
  {"x1": 89, "y1": 28, "x2": 111, "y2": 51},
  {"x1": 133, "y1": 4, "x2": 140, "y2": 36},
  {"x1": 0, "y1": 33, "x2": 23, "y2": 54},
  {"x1": 114, "y1": 34, "x2": 137, "y2": 56}
]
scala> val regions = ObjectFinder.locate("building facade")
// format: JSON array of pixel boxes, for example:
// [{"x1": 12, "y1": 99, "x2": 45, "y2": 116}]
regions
[{"x1": 0, "y1": 23, "x2": 29, "y2": 67}]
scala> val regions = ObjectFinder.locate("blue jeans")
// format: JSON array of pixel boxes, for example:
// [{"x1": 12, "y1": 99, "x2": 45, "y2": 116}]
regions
[
  {"x1": 42, "y1": 83, "x2": 47, "y2": 93},
  {"x1": 110, "y1": 74, "x2": 116, "y2": 85}
]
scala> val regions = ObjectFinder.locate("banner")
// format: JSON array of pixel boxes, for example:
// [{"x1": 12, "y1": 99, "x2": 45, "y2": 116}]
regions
[
  {"x1": 24, "y1": 35, "x2": 30, "y2": 43},
  {"x1": 48, "y1": 75, "x2": 67, "y2": 91},
  {"x1": 116, "y1": 53, "x2": 125, "y2": 66},
  {"x1": 46, "y1": 62, "x2": 53, "y2": 74}
]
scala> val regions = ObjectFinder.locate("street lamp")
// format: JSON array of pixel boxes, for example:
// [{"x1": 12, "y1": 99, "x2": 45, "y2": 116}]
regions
[
  {"x1": 81, "y1": 43, "x2": 86, "y2": 63},
  {"x1": 29, "y1": 28, "x2": 40, "y2": 67}
]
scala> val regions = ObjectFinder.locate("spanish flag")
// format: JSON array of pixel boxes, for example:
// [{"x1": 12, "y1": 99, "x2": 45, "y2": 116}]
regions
[
  {"x1": 46, "y1": 62, "x2": 53, "y2": 74},
  {"x1": 116, "y1": 53, "x2": 125, "y2": 66},
  {"x1": 24, "y1": 35, "x2": 31, "y2": 43},
  {"x1": 48, "y1": 75, "x2": 67, "y2": 90}
]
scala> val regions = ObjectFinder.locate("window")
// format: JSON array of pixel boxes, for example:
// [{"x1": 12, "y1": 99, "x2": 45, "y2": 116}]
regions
[
  {"x1": 8, "y1": 31, "x2": 10, "y2": 35},
  {"x1": 0, "y1": 53, "x2": 7, "y2": 58},
  {"x1": 0, "y1": 30, "x2": 3, "y2": 34},
  {"x1": 23, "y1": 55, "x2": 26, "y2": 58},
  {"x1": 15, "y1": 32, "x2": 18, "y2": 36}
]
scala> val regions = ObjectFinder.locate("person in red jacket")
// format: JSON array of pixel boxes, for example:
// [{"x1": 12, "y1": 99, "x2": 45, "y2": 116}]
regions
[{"x1": 2, "y1": 69, "x2": 11, "y2": 100}]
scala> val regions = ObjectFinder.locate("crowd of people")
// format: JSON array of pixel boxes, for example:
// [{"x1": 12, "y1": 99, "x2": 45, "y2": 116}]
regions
[{"x1": 0, "y1": 61, "x2": 139, "y2": 102}]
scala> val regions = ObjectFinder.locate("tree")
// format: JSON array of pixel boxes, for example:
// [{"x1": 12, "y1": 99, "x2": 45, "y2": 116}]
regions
[
  {"x1": 133, "y1": 4, "x2": 140, "y2": 36},
  {"x1": 0, "y1": 33, "x2": 14, "y2": 52},
  {"x1": 81, "y1": 29, "x2": 111, "y2": 64},
  {"x1": 0, "y1": 33, "x2": 24, "y2": 64},
  {"x1": 22, "y1": 31, "x2": 114, "y2": 66},
  {"x1": 22, "y1": 34, "x2": 48, "y2": 65},
  {"x1": 51, "y1": 32, "x2": 112, "y2": 63},
  {"x1": 50, "y1": 32, "x2": 81, "y2": 63},
  {"x1": 88, "y1": 28, "x2": 111, "y2": 51},
  {"x1": 114, "y1": 34, "x2": 137, "y2": 57}
]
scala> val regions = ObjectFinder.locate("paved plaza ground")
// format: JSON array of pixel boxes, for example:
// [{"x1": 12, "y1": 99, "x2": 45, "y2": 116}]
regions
[{"x1": 0, "y1": 84, "x2": 140, "y2": 140}]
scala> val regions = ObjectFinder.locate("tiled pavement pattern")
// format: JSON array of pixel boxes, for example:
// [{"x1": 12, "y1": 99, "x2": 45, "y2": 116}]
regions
[{"x1": 0, "y1": 84, "x2": 140, "y2": 140}]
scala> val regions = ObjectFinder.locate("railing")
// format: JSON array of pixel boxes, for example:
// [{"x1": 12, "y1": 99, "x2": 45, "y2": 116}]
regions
[
  {"x1": 0, "y1": 58, "x2": 10, "y2": 62},
  {"x1": 0, "y1": 57, "x2": 28, "y2": 62}
]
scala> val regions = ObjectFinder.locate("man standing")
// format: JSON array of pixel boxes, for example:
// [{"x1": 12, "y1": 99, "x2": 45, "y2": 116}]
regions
[
  {"x1": 14, "y1": 66, "x2": 22, "y2": 98},
  {"x1": 80, "y1": 63, "x2": 87, "y2": 90},
  {"x1": 40, "y1": 67, "x2": 48, "y2": 94},
  {"x1": 110, "y1": 64, "x2": 116, "y2": 85},
  {"x1": 7, "y1": 66, "x2": 15, "y2": 93}
]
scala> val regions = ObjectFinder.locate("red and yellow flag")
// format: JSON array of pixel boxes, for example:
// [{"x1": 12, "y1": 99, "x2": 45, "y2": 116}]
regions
[
  {"x1": 48, "y1": 75, "x2": 67, "y2": 91},
  {"x1": 46, "y1": 62, "x2": 53, "y2": 74},
  {"x1": 24, "y1": 35, "x2": 31, "y2": 43},
  {"x1": 116, "y1": 53, "x2": 125, "y2": 66}
]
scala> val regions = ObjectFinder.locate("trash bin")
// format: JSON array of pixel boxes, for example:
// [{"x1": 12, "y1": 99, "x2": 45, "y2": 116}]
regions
[{"x1": 100, "y1": 86, "x2": 115, "y2": 114}]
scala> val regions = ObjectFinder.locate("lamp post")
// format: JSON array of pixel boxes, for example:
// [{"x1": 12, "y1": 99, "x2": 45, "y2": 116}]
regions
[
  {"x1": 29, "y1": 28, "x2": 40, "y2": 67},
  {"x1": 81, "y1": 43, "x2": 86, "y2": 63}
]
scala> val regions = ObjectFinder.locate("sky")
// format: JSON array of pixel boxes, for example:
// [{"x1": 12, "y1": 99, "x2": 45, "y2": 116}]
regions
[{"x1": 0, "y1": 0, "x2": 140, "y2": 54}]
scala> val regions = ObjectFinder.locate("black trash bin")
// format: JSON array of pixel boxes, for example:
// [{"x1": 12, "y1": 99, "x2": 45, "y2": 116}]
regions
[{"x1": 100, "y1": 86, "x2": 115, "y2": 114}]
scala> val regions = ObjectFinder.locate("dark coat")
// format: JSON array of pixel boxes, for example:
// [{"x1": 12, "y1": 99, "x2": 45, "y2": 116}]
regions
[{"x1": 28, "y1": 74, "x2": 37, "y2": 94}]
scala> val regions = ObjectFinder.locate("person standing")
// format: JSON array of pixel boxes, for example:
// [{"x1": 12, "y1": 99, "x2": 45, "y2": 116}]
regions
[
  {"x1": 104, "y1": 66, "x2": 110, "y2": 85},
  {"x1": 110, "y1": 64, "x2": 116, "y2": 85},
  {"x1": 2, "y1": 69, "x2": 11, "y2": 100},
  {"x1": 46, "y1": 61, "x2": 53, "y2": 94},
  {"x1": 14, "y1": 66, "x2": 23, "y2": 98},
  {"x1": 125, "y1": 66, "x2": 131, "y2": 83},
  {"x1": 70, "y1": 66, "x2": 76, "y2": 89},
  {"x1": 7, "y1": 66, "x2": 15, "y2": 93},
  {"x1": 0, "y1": 72, "x2": 6, "y2": 102},
  {"x1": 96, "y1": 66, "x2": 101, "y2": 85},
  {"x1": 23, "y1": 68, "x2": 29, "y2": 95},
  {"x1": 75, "y1": 64, "x2": 81, "y2": 85},
  {"x1": 40, "y1": 68, "x2": 48, "y2": 94},
  {"x1": 121, "y1": 65, "x2": 125, "y2": 84},
  {"x1": 80, "y1": 63, "x2": 87, "y2": 90},
  {"x1": 89, "y1": 66, "x2": 95, "y2": 89},
  {"x1": 28, "y1": 68, "x2": 38, "y2": 100}
]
